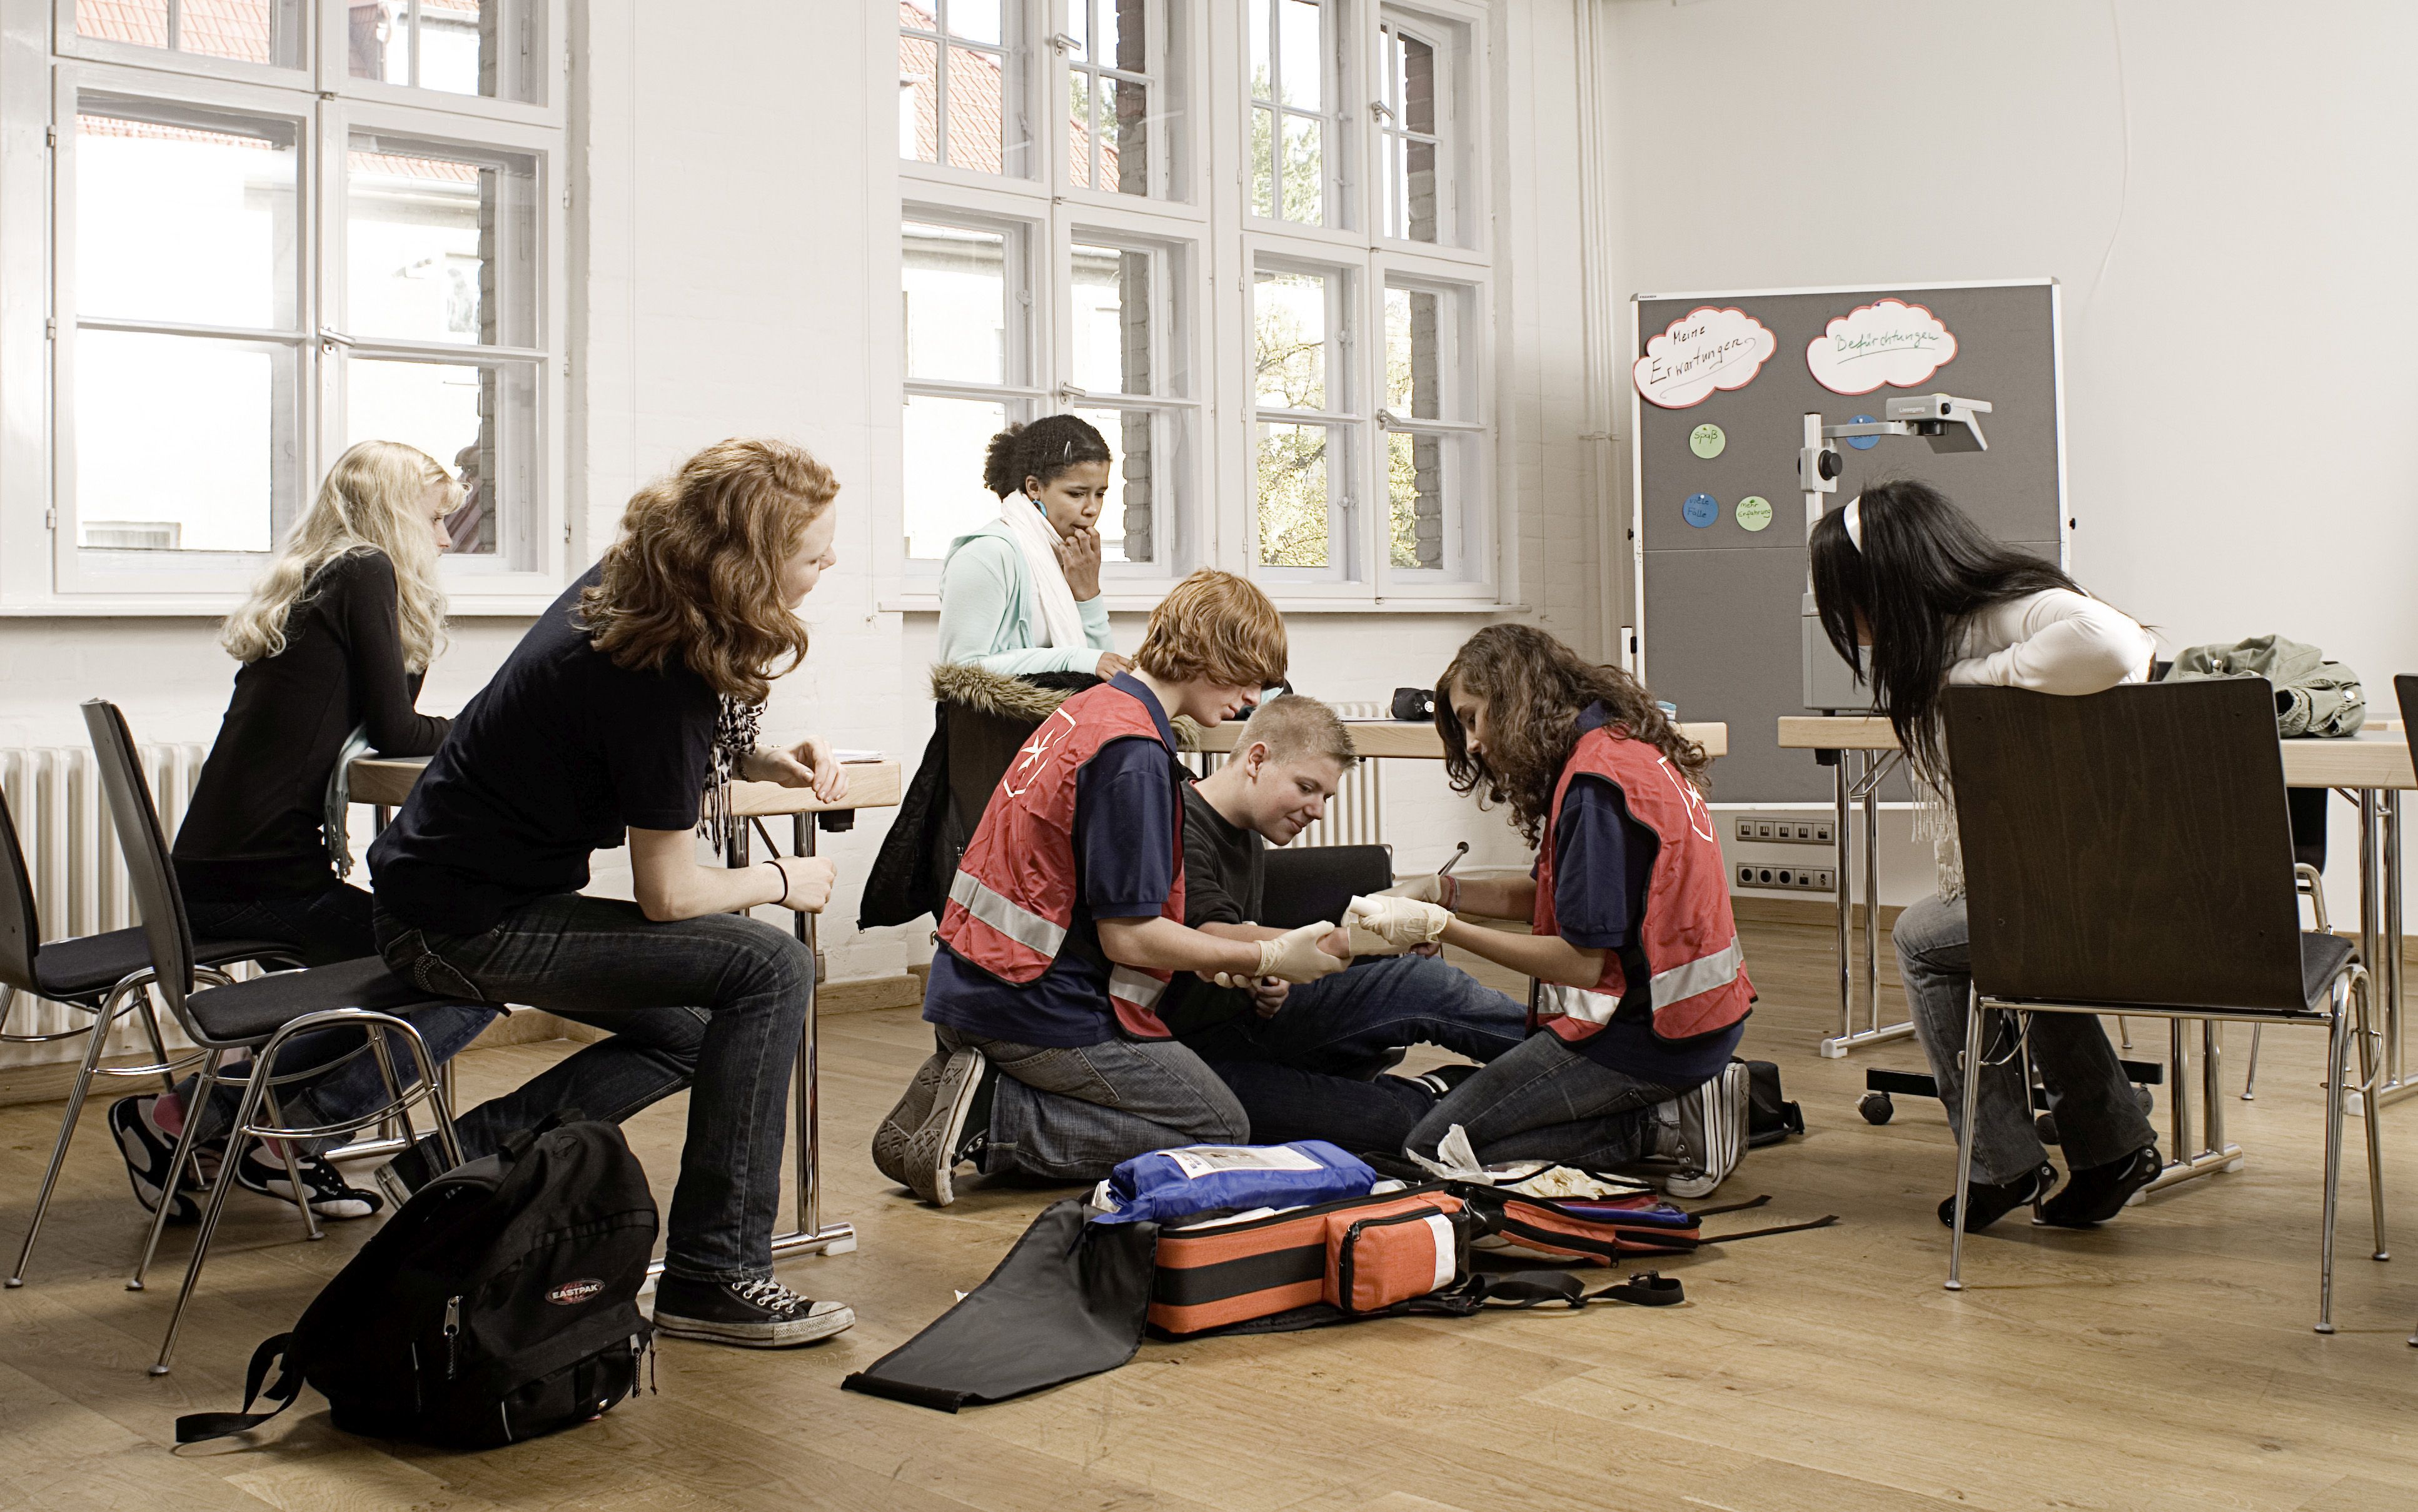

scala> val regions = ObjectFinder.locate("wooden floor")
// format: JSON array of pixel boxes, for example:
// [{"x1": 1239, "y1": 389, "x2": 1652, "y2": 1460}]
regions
[{"x1": 5, "y1": 919, "x2": 2417, "y2": 1511}]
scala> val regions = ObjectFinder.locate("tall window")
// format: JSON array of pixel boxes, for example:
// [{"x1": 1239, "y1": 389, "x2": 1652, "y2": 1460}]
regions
[
  {"x1": 900, "y1": 1, "x2": 1195, "y2": 581},
  {"x1": 1247, "y1": 0, "x2": 1334, "y2": 228},
  {"x1": 36, "y1": 3, "x2": 566, "y2": 600}
]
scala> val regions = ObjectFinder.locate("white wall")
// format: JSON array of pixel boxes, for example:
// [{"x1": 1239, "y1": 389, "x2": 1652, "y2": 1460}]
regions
[
  {"x1": 0, "y1": 1, "x2": 1607, "y2": 999},
  {"x1": 1601, "y1": 0, "x2": 2418, "y2": 922}
]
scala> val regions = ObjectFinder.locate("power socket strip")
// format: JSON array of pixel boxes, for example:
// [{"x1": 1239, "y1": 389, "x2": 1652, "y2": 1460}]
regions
[
  {"x1": 1735, "y1": 863, "x2": 1836, "y2": 892},
  {"x1": 1734, "y1": 817, "x2": 1835, "y2": 846}
]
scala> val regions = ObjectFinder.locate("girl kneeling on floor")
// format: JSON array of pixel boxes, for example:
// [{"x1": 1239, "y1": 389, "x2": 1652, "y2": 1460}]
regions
[{"x1": 1393, "y1": 624, "x2": 1753, "y2": 1172}]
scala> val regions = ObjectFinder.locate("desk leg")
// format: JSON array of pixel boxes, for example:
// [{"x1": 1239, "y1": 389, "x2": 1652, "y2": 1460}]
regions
[
  {"x1": 2363, "y1": 789, "x2": 2415, "y2": 1112},
  {"x1": 1825, "y1": 755, "x2": 1851, "y2": 1055},
  {"x1": 1863, "y1": 764, "x2": 1882, "y2": 1038},
  {"x1": 1820, "y1": 750, "x2": 1915, "y2": 1059},
  {"x1": 2145, "y1": 1016, "x2": 2245, "y2": 1194}
]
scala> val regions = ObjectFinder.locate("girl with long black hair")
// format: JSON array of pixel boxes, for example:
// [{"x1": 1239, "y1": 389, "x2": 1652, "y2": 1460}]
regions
[{"x1": 1810, "y1": 478, "x2": 2162, "y2": 1229}]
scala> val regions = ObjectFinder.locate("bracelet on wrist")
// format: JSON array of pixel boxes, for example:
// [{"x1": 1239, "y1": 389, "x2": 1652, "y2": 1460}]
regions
[{"x1": 761, "y1": 859, "x2": 790, "y2": 907}]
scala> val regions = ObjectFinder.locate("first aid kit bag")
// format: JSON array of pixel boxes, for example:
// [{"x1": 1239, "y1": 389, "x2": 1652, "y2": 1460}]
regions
[{"x1": 1091, "y1": 1141, "x2": 1375, "y2": 1226}]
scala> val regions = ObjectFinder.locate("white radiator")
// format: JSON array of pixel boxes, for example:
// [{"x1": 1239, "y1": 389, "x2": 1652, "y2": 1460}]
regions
[
  {"x1": 1191, "y1": 701, "x2": 1388, "y2": 851},
  {"x1": 0, "y1": 742, "x2": 208, "y2": 1069}
]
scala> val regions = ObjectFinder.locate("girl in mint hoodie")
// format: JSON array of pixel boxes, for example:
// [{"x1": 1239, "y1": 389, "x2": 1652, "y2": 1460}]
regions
[{"x1": 937, "y1": 414, "x2": 1132, "y2": 678}]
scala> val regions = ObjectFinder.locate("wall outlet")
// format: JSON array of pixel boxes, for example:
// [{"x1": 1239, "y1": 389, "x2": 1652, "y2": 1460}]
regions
[
  {"x1": 1733, "y1": 817, "x2": 1835, "y2": 846},
  {"x1": 1735, "y1": 863, "x2": 1837, "y2": 892}
]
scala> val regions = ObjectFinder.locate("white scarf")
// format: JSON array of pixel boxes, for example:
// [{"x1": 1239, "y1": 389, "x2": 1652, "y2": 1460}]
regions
[{"x1": 997, "y1": 494, "x2": 1086, "y2": 652}]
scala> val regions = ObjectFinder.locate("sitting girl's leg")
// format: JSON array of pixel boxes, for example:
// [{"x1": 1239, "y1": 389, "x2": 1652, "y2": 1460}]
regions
[{"x1": 1405, "y1": 1032, "x2": 1679, "y2": 1171}]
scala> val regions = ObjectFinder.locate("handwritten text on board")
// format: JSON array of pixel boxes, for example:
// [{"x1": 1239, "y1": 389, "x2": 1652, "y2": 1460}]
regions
[
  {"x1": 1633, "y1": 306, "x2": 1777, "y2": 409},
  {"x1": 1805, "y1": 299, "x2": 1958, "y2": 395}
]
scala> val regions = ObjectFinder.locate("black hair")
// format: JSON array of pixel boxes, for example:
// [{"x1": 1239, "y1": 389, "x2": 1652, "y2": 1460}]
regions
[
  {"x1": 982, "y1": 414, "x2": 1112, "y2": 499},
  {"x1": 1808, "y1": 478, "x2": 2082, "y2": 782}
]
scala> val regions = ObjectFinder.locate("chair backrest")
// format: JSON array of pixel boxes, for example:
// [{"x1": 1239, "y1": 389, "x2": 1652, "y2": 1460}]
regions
[
  {"x1": 2399, "y1": 675, "x2": 2417, "y2": 767},
  {"x1": 80, "y1": 700, "x2": 196, "y2": 1018},
  {"x1": 0, "y1": 787, "x2": 41, "y2": 994},
  {"x1": 1945, "y1": 680, "x2": 2307, "y2": 1013},
  {"x1": 1260, "y1": 844, "x2": 1393, "y2": 929}
]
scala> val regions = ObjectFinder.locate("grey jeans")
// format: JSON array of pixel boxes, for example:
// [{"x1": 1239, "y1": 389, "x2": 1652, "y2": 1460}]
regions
[
  {"x1": 935, "y1": 1025, "x2": 1248, "y2": 1183},
  {"x1": 1896, "y1": 892, "x2": 2157, "y2": 1186}
]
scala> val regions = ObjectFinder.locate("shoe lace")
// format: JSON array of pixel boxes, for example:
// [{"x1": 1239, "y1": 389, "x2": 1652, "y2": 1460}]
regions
[{"x1": 730, "y1": 1276, "x2": 810, "y2": 1314}]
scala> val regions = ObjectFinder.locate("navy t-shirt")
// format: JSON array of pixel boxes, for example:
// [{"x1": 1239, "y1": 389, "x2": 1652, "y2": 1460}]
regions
[
  {"x1": 923, "y1": 675, "x2": 1182, "y2": 1047},
  {"x1": 369, "y1": 566, "x2": 721, "y2": 935},
  {"x1": 1546, "y1": 704, "x2": 1746, "y2": 1086}
]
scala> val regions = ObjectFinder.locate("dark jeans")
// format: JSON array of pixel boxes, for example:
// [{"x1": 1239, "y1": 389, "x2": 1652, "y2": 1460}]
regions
[
  {"x1": 375, "y1": 895, "x2": 810, "y2": 1284},
  {"x1": 934, "y1": 1024, "x2": 1248, "y2": 1184},
  {"x1": 1187, "y1": 953, "x2": 1528, "y2": 1153},
  {"x1": 1405, "y1": 1031, "x2": 1682, "y2": 1171},
  {"x1": 174, "y1": 884, "x2": 496, "y2": 1156}
]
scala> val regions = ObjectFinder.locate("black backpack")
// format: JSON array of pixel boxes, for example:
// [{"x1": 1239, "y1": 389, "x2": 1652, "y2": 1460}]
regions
[{"x1": 176, "y1": 1112, "x2": 660, "y2": 1450}]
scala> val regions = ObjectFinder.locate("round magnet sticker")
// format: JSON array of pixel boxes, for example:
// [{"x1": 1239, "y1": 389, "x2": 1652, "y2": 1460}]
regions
[
  {"x1": 1845, "y1": 415, "x2": 1881, "y2": 451},
  {"x1": 1682, "y1": 493, "x2": 1718, "y2": 528},
  {"x1": 1688, "y1": 423, "x2": 1726, "y2": 459},
  {"x1": 1736, "y1": 495, "x2": 1773, "y2": 532}
]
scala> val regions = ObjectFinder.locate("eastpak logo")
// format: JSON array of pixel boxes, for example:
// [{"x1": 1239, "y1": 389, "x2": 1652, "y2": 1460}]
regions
[{"x1": 546, "y1": 1278, "x2": 605, "y2": 1306}]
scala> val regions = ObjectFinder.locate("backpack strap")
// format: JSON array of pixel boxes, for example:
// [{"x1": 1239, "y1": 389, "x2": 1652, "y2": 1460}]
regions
[
  {"x1": 1423, "y1": 1269, "x2": 1685, "y2": 1314},
  {"x1": 500, "y1": 1106, "x2": 590, "y2": 1164},
  {"x1": 173, "y1": 1333, "x2": 304, "y2": 1446},
  {"x1": 1699, "y1": 1213, "x2": 1840, "y2": 1244}
]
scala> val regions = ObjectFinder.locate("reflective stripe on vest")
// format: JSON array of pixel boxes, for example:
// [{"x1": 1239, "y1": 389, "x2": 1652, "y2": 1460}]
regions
[
  {"x1": 1109, "y1": 965, "x2": 1168, "y2": 1011},
  {"x1": 947, "y1": 869, "x2": 1069, "y2": 959},
  {"x1": 1651, "y1": 938, "x2": 1744, "y2": 1007}
]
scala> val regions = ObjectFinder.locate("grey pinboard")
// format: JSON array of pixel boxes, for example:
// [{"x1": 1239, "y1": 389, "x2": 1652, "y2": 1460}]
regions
[{"x1": 1630, "y1": 280, "x2": 2065, "y2": 802}]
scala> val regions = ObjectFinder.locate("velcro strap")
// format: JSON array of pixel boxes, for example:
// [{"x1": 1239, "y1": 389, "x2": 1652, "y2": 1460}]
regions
[
  {"x1": 1587, "y1": 1271, "x2": 1685, "y2": 1308},
  {"x1": 174, "y1": 1333, "x2": 304, "y2": 1446}
]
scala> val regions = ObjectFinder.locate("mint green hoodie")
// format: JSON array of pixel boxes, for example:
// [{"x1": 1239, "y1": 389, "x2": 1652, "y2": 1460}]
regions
[{"x1": 935, "y1": 517, "x2": 1115, "y2": 676}]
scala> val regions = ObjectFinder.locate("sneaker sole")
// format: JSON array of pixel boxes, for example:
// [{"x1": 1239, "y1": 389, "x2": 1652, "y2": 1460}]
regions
[
  {"x1": 902, "y1": 1050, "x2": 984, "y2": 1207},
  {"x1": 111, "y1": 1106, "x2": 196, "y2": 1226},
  {"x1": 872, "y1": 1051, "x2": 952, "y2": 1188},
  {"x1": 653, "y1": 1303, "x2": 855, "y2": 1348}
]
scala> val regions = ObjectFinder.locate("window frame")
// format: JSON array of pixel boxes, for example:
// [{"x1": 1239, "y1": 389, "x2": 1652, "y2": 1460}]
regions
[
  {"x1": 900, "y1": 0, "x2": 1037, "y2": 189},
  {"x1": 55, "y1": 0, "x2": 314, "y2": 91},
  {"x1": 1051, "y1": 0, "x2": 1184, "y2": 208},
  {"x1": 1245, "y1": 244, "x2": 1359, "y2": 586},
  {"x1": 1372, "y1": 2, "x2": 1474, "y2": 252},
  {"x1": 316, "y1": 0, "x2": 567, "y2": 131},
  {"x1": 1369, "y1": 261, "x2": 1489, "y2": 596},
  {"x1": 1055, "y1": 219, "x2": 1202, "y2": 574}
]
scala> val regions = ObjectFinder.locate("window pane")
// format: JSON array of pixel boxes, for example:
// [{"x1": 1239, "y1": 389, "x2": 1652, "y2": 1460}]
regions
[
  {"x1": 1072, "y1": 406, "x2": 1160, "y2": 565},
  {"x1": 1256, "y1": 421, "x2": 1332, "y2": 568},
  {"x1": 1254, "y1": 269, "x2": 1328, "y2": 411},
  {"x1": 76, "y1": 331, "x2": 295, "y2": 554},
  {"x1": 901, "y1": 32, "x2": 939, "y2": 163},
  {"x1": 949, "y1": 0, "x2": 1002, "y2": 45},
  {"x1": 1250, "y1": 107, "x2": 1276, "y2": 218},
  {"x1": 1072, "y1": 244, "x2": 1151, "y2": 397},
  {"x1": 942, "y1": 40, "x2": 1013, "y2": 173},
  {"x1": 348, "y1": 3, "x2": 540, "y2": 103},
  {"x1": 76, "y1": 101, "x2": 299, "y2": 331},
  {"x1": 347, "y1": 357, "x2": 538, "y2": 567},
  {"x1": 1387, "y1": 430, "x2": 1451, "y2": 570},
  {"x1": 348, "y1": 1, "x2": 410, "y2": 84},
  {"x1": 904, "y1": 221, "x2": 1010, "y2": 385},
  {"x1": 904, "y1": 394, "x2": 1008, "y2": 560},
  {"x1": 1249, "y1": 1, "x2": 1272, "y2": 101},
  {"x1": 419, "y1": 1, "x2": 493, "y2": 98},
  {"x1": 1279, "y1": 113, "x2": 1323, "y2": 224},
  {"x1": 78, "y1": 0, "x2": 303, "y2": 68},
  {"x1": 1277, "y1": 0, "x2": 1322, "y2": 109},
  {"x1": 1067, "y1": 0, "x2": 1090, "y2": 59},
  {"x1": 1384, "y1": 286, "x2": 1444, "y2": 419},
  {"x1": 347, "y1": 134, "x2": 540, "y2": 348},
  {"x1": 1104, "y1": 75, "x2": 1151, "y2": 196},
  {"x1": 1067, "y1": 71, "x2": 1095, "y2": 189}
]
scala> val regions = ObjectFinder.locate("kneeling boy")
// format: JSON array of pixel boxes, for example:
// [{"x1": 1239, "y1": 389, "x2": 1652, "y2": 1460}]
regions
[
  {"x1": 1164, "y1": 695, "x2": 1526, "y2": 1152},
  {"x1": 875, "y1": 572, "x2": 1347, "y2": 1206}
]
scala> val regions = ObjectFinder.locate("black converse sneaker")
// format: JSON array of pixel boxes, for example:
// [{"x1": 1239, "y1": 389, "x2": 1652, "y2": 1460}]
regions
[
  {"x1": 1938, "y1": 1160, "x2": 2058, "y2": 1231},
  {"x1": 109, "y1": 1095, "x2": 200, "y2": 1225},
  {"x1": 234, "y1": 1146, "x2": 385, "y2": 1221},
  {"x1": 902, "y1": 1049, "x2": 992, "y2": 1207},
  {"x1": 872, "y1": 1048, "x2": 953, "y2": 1189},
  {"x1": 652, "y1": 1274, "x2": 855, "y2": 1348},
  {"x1": 1412, "y1": 1063, "x2": 1483, "y2": 1099},
  {"x1": 2037, "y1": 1144, "x2": 2162, "y2": 1228}
]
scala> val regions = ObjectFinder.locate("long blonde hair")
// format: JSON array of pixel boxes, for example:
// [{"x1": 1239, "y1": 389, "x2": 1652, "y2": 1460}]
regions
[
  {"x1": 221, "y1": 441, "x2": 454, "y2": 670},
  {"x1": 580, "y1": 438, "x2": 837, "y2": 705}
]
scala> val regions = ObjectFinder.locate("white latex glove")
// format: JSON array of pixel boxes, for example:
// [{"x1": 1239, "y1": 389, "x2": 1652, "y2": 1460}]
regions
[
  {"x1": 1344, "y1": 894, "x2": 1450, "y2": 955},
  {"x1": 1253, "y1": 922, "x2": 1350, "y2": 985},
  {"x1": 1378, "y1": 874, "x2": 1460, "y2": 910}
]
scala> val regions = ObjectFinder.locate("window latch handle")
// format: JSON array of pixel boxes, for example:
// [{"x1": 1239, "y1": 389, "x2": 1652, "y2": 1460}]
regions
[
  {"x1": 317, "y1": 326, "x2": 355, "y2": 350},
  {"x1": 1047, "y1": 31, "x2": 1082, "y2": 55}
]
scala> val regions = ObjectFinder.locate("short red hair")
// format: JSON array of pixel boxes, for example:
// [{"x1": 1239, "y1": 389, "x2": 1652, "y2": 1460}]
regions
[{"x1": 1134, "y1": 570, "x2": 1287, "y2": 689}]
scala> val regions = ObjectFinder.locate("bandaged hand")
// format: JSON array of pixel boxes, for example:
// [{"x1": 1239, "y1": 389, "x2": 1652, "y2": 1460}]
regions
[
  {"x1": 1252, "y1": 921, "x2": 1350, "y2": 984},
  {"x1": 1377, "y1": 874, "x2": 1460, "y2": 910},
  {"x1": 1344, "y1": 894, "x2": 1451, "y2": 955}
]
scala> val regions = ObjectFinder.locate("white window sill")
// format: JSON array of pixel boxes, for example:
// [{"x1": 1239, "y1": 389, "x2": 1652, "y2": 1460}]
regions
[{"x1": 880, "y1": 594, "x2": 1525, "y2": 617}]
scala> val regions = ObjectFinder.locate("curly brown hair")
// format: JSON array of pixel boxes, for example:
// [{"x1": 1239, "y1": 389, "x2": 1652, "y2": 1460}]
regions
[
  {"x1": 580, "y1": 438, "x2": 838, "y2": 704},
  {"x1": 1436, "y1": 624, "x2": 1708, "y2": 845}
]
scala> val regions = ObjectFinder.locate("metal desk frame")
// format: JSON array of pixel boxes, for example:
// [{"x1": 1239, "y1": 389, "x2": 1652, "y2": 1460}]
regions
[{"x1": 1820, "y1": 747, "x2": 1912, "y2": 1058}]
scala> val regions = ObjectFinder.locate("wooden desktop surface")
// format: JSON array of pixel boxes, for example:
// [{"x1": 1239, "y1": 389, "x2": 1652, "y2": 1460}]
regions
[{"x1": 347, "y1": 757, "x2": 904, "y2": 813}]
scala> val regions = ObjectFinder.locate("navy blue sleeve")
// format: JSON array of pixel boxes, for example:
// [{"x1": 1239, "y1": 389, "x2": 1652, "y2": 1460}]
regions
[
  {"x1": 1551, "y1": 775, "x2": 1658, "y2": 950},
  {"x1": 1076, "y1": 737, "x2": 1178, "y2": 919}
]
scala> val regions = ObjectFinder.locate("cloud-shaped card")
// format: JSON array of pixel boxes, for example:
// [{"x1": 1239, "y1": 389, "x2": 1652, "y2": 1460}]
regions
[
  {"x1": 1632, "y1": 306, "x2": 1776, "y2": 410},
  {"x1": 1805, "y1": 299, "x2": 1958, "y2": 395}
]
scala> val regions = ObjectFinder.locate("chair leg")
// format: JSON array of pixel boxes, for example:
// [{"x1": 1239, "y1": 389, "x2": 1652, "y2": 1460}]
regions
[
  {"x1": 2317, "y1": 1005, "x2": 2352, "y2": 1334},
  {"x1": 2352, "y1": 972, "x2": 2389, "y2": 1263},
  {"x1": 151, "y1": 1064, "x2": 274, "y2": 1375},
  {"x1": 2242, "y1": 1025, "x2": 2262, "y2": 1101},
  {"x1": 1947, "y1": 986, "x2": 1987, "y2": 1292},
  {"x1": 129, "y1": 1050, "x2": 227, "y2": 1293},
  {"x1": 6, "y1": 992, "x2": 119, "y2": 1288},
  {"x1": 254, "y1": 1078, "x2": 324, "y2": 1244}
]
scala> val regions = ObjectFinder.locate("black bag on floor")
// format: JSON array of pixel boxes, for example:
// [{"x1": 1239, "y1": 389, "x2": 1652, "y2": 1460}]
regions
[
  {"x1": 1743, "y1": 1059, "x2": 1805, "y2": 1147},
  {"x1": 175, "y1": 1111, "x2": 659, "y2": 1450}
]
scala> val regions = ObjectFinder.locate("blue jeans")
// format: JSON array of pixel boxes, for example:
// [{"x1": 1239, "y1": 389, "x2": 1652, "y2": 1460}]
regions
[
  {"x1": 1405, "y1": 1031, "x2": 1682, "y2": 1171},
  {"x1": 176, "y1": 884, "x2": 496, "y2": 1155},
  {"x1": 1186, "y1": 953, "x2": 1528, "y2": 1152},
  {"x1": 1895, "y1": 893, "x2": 2157, "y2": 1186},
  {"x1": 934, "y1": 1024, "x2": 1247, "y2": 1184},
  {"x1": 376, "y1": 895, "x2": 812, "y2": 1285}
]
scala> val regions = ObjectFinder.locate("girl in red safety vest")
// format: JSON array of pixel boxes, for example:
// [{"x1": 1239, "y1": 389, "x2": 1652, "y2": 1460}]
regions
[
  {"x1": 1391, "y1": 625, "x2": 1753, "y2": 1174},
  {"x1": 875, "y1": 570, "x2": 1350, "y2": 1206}
]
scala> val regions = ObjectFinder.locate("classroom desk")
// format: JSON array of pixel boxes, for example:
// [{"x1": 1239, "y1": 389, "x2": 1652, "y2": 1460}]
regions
[
  {"x1": 1776, "y1": 716, "x2": 2412, "y2": 1119},
  {"x1": 346, "y1": 755, "x2": 904, "y2": 1268},
  {"x1": 1187, "y1": 720, "x2": 1731, "y2": 760}
]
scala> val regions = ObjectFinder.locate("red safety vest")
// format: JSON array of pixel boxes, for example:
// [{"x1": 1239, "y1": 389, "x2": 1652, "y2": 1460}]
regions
[
  {"x1": 935, "y1": 682, "x2": 1187, "y2": 1040},
  {"x1": 1532, "y1": 725, "x2": 1753, "y2": 1045}
]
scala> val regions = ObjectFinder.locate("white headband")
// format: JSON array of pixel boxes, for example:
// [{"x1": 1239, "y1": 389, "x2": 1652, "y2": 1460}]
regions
[{"x1": 1841, "y1": 495, "x2": 1864, "y2": 552}]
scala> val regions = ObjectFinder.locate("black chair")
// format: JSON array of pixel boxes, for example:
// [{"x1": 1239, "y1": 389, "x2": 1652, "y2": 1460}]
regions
[
  {"x1": 81, "y1": 700, "x2": 467, "y2": 1374},
  {"x1": 0, "y1": 787, "x2": 294, "y2": 1288},
  {"x1": 1941, "y1": 680, "x2": 2385, "y2": 1333},
  {"x1": 1260, "y1": 844, "x2": 1393, "y2": 930}
]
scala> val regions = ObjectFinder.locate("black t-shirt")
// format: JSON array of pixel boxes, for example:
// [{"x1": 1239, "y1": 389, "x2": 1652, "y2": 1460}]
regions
[
  {"x1": 368, "y1": 565, "x2": 720, "y2": 935},
  {"x1": 174, "y1": 551, "x2": 450, "y2": 897},
  {"x1": 1156, "y1": 781, "x2": 1266, "y2": 1037}
]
